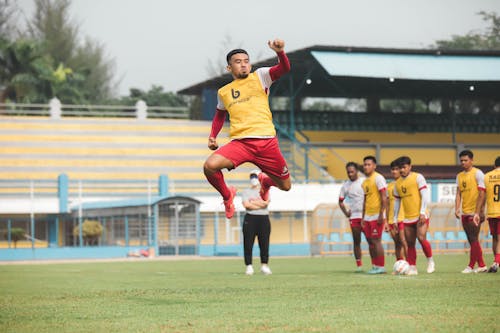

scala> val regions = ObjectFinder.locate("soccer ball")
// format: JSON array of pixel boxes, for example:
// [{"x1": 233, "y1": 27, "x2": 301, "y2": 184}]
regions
[{"x1": 393, "y1": 260, "x2": 410, "y2": 275}]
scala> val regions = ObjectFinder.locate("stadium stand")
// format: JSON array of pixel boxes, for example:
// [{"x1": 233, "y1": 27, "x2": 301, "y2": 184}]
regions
[{"x1": 0, "y1": 116, "x2": 257, "y2": 195}]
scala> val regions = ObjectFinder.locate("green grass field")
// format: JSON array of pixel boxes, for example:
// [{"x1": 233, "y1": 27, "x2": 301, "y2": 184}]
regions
[{"x1": 0, "y1": 254, "x2": 498, "y2": 333}]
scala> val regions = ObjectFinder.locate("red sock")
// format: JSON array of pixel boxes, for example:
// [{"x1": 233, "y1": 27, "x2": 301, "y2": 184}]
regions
[
  {"x1": 356, "y1": 259, "x2": 362, "y2": 267},
  {"x1": 419, "y1": 239, "x2": 433, "y2": 258},
  {"x1": 495, "y1": 253, "x2": 500, "y2": 264},
  {"x1": 375, "y1": 255, "x2": 385, "y2": 267},
  {"x1": 407, "y1": 247, "x2": 417, "y2": 265},
  {"x1": 474, "y1": 242, "x2": 485, "y2": 267},
  {"x1": 396, "y1": 256, "x2": 404, "y2": 261},
  {"x1": 205, "y1": 170, "x2": 230, "y2": 200}
]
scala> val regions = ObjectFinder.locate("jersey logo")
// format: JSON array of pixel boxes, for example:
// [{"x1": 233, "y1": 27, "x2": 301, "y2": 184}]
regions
[
  {"x1": 365, "y1": 186, "x2": 369, "y2": 193},
  {"x1": 401, "y1": 186, "x2": 407, "y2": 194},
  {"x1": 231, "y1": 89, "x2": 240, "y2": 99},
  {"x1": 462, "y1": 181, "x2": 467, "y2": 189}
]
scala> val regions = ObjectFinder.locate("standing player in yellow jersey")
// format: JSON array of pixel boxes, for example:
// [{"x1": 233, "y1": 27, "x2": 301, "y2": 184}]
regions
[
  {"x1": 387, "y1": 160, "x2": 407, "y2": 261},
  {"x1": 203, "y1": 39, "x2": 291, "y2": 219},
  {"x1": 361, "y1": 156, "x2": 388, "y2": 274},
  {"x1": 477, "y1": 157, "x2": 500, "y2": 273},
  {"x1": 393, "y1": 156, "x2": 435, "y2": 275},
  {"x1": 339, "y1": 162, "x2": 365, "y2": 272},
  {"x1": 455, "y1": 150, "x2": 487, "y2": 273}
]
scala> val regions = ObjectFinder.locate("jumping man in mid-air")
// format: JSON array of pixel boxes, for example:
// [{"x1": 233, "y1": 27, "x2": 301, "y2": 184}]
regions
[{"x1": 204, "y1": 39, "x2": 292, "y2": 219}]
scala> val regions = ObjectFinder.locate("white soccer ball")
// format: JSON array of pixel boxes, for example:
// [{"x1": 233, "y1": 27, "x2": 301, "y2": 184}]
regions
[{"x1": 393, "y1": 260, "x2": 410, "y2": 275}]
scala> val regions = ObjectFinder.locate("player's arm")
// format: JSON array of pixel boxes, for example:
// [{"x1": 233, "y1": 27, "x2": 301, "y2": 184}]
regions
[
  {"x1": 243, "y1": 198, "x2": 269, "y2": 210},
  {"x1": 208, "y1": 107, "x2": 227, "y2": 150},
  {"x1": 473, "y1": 171, "x2": 486, "y2": 225},
  {"x1": 417, "y1": 175, "x2": 430, "y2": 225},
  {"x1": 361, "y1": 194, "x2": 366, "y2": 228},
  {"x1": 338, "y1": 198, "x2": 351, "y2": 218},
  {"x1": 268, "y1": 39, "x2": 290, "y2": 81},
  {"x1": 378, "y1": 188, "x2": 387, "y2": 225},
  {"x1": 454, "y1": 176, "x2": 461, "y2": 218},
  {"x1": 393, "y1": 185, "x2": 401, "y2": 224}
]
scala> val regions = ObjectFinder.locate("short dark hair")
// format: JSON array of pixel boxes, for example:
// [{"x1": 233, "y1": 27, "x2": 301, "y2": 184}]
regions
[
  {"x1": 226, "y1": 49, "x2": 248, "y2": 65},
  {"x1": 390, "y1": 160, "x2": 399, "y2": 169},
  {"x1": 459, "y1": 150, "x2": 473, "y2": 159},
  {"x1": 363, "y1": 155, "x2": 377, "y2": 164},
  {"x1": 345, "y1": 161, "x2": 358, "y2": 170},
  {"x1": 398, "y1": 156, "x2": 412, "y2": 166},
  {"x1": 495, "y1": 156, "x2": 500, "y2": 167}
]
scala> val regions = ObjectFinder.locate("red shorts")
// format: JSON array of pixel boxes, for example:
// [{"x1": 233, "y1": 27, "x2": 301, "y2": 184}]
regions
[
  {"x1": 363, "y1": 220, "x2": 385, "y2": 239},
  {"x1": 215, "y1": 137, "x2": 290, "y2": 180},
  {"x1": 488, "y1": 218, "x2": 500, "y2": 236},
  {"x1": 404, "y1": 218, "x2": 430, "y2": 226},
  {"x1": 389, "y1": 222, "x2": 404, "y2": 232},
  {"x1": 461, "y1": 215, "x2": 484, "y2": 226},
  {"x1": 350, "y1": 218, "x2": 362, "y2": 229}
]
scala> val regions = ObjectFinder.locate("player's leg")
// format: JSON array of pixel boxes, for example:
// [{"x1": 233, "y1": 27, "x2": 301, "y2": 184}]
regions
[
  {"x1": 362, "y1": 222, "x2": 376, "y2": 270},
  {"x1": 389, "y1": 225, "x2": 403, "y2": 260},
  {"x1": 488, "y1": 218, "x2": 500, "y2": 273},
  {"x1": 252, "y1": 137, "x2": 291, "y2": 200},
  {"x1": 243, "y1": 214, "x2": 257, "y2": 275},
  {"x1": 203, "y1": 141, "x2": 250, "y2": 218},
  {"x1": 398, "y1": 222, "x2": 408, "y2": 260},
  {"x1": 416, "y1": 219, "x2": 435, "y2": 273},
  {"x1": 257, "y1": 215, "x2": 272, "y2": 275},
  {"x1": 461, "y1": 215, "x2": 486, "y2": 271},
  {"x1": 404, "y1": 223, "x2": 418, "y2": 274},
  {"x1": 367, "y1": 221, "x2": 385, "y2": 274},
  {"x1": 351, "y1": 221, "x2": 363, "y2": 270}
]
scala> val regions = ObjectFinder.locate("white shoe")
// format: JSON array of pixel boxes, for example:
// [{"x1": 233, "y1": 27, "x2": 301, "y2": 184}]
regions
[
  {"x1": 407, "y1": 265, "x2": 418, "y2": 275},
  {"x1": 461, "y1": 266, "x2": 474, "y2": 274},
  {"x1": 474, "y1": 266, "x2": 488, "y2": 273},
  {"x1": 245, "y1": 265, "x2": 254, "y2": 275},
  {"x1": 427, "y1": 259, "x2": 435, "y2": 274},
  {"x1": 260, "y1": 264, "x2": 272, "y2": 275}
]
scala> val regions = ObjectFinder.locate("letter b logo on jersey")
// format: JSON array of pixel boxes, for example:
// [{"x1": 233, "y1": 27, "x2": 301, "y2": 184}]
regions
[{"x1": 231, "y1": 89, "x2": 240, "y2": 99}]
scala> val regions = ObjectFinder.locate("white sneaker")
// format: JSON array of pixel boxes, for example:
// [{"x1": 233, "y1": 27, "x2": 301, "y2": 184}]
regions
[
  {"x1": 260, "y1": 264, "x2": 272, "y2": 275},
  {"x1": 474, "y1": 266, "x2": 488, "y2": 273},
  {"x1": 245, "y1": 265, "x2": 254, "y2": 275},
  {"x1": 461, "y1": 266, "x2": 474, "y2": 274},
  {"x1": 407, "y1": 265, "x2": 418, "y2": 275},
  {"x1": 427, "y1": 259, "x2": 435, "y2": 274}
]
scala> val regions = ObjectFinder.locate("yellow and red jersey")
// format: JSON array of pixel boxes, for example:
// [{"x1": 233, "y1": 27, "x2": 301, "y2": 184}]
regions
[
  {"x1": 484, "y1": 168, "x2": 500, "y2": 218},
  {"x1": 456, "y1": 167, "x2": 485, "y2": 215},
  {"x1": 394, "y1": 172, "x2": 429, "y2": 222},
  {"x1": 362, "y1": 172, "x2": 387, "y2": 220},
  {"x1": 388, "y1": 182, "x2": 404, "y2": 224}
]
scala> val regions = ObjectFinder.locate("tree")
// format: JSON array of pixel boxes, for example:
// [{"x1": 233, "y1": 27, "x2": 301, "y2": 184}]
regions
[
  {"x1": 435, "y1": 11, "x2": 500, "y2": 50},
  {"x1": 434, "y1": 11, "x2": 500, "y2": 114},
  {"x1": 0, "y1": 0, "x2": 18, "y2": 40},
  {"x1": 73, "y1": 220, "x2": 103, "y2": 246},
  {"x1": 3, "y1": 227, "x2": 25, "y2": 248},
  {"x1": 113, "y1": 85, "x2": 188, "y2": 107},
  {"x1": 27, "y1": 0, "x2": 116, "y2": 103}
]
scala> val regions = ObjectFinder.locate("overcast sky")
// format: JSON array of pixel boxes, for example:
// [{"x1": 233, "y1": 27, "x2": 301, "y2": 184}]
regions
[{"x1": 16, "y1": 0, "x2": 500, "y2": 96}]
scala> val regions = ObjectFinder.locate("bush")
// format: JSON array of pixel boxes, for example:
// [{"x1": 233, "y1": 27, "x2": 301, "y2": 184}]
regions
[
  {"x1": 3, "y1": 228, "x2": 26, "y2": 248},
  {"x1": 73, "y1": 220, "x2": 103, "y2": 246}
]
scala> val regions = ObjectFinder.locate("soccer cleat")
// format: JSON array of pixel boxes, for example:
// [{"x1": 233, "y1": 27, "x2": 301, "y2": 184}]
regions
[
  {"x1": 407, "y1": 265, "x2": 418, "y2": 275},
  {"x1": 355, "y1": 267, "x2": 363, "y2": 273},
  {"x1": 260, "y1": 264, "x2": 272, "y2": 275},
  {"x1": 258, "y1": 173, "x2": 271, "y2": 201},
  {"x1": 245, "y1": 265, "x2": 254, "y2": 275},
  {"x1": 474, "y1": 266, "x2": 488, "y2": 273},
  {"x1": 488, "y1": 263, "x2": 498, "y2": 273},
  {"x1": 427, "y1": 260, "x2": 435, "y2": 274},
  {"x1": 367, "y1": 266, "x2": 386, "y2": 274},
  {"x1": 461, "y1": 266, "x2": 474, "y2": 274},
  {"x1": 223, "y1": 186, "x2": 237, "y2": 219}
]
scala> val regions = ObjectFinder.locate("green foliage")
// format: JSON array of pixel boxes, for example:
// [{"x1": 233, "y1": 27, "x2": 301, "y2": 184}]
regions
[
  {"x1": 73, "y1": 220, "x2": 103, "y2": 246},
  {"x1": 0, "y1": 255, "x2": 498, "y2": 332},
  {"x1": 3, "y1": 227, "x2": 25, "y2": 248},
  {"x1": 111, "y1": 85, "x2": 188, "y2": 107},
  {"x1": 435, "y1": 11, "x2": 500, "y2": 50}
]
